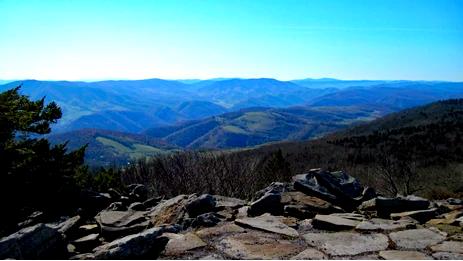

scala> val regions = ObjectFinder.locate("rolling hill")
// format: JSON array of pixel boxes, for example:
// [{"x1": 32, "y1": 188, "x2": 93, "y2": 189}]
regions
[
  {"x1": 144, "y1": 105, "x2": 383, "y2": 149},
  {"x1": 47, "y1": 129, "x2": 179, "y2": 166}
]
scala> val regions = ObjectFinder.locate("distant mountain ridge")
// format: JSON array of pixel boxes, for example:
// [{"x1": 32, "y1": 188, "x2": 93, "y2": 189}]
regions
[{"x1": 1, "y1": 78, "x2": 462, "y2": 134}]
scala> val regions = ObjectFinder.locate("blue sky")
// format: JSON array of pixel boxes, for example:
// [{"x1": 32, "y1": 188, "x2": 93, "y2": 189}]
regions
[{"x1": 0, "y1": 0, "x2": 462, "y2": 81}]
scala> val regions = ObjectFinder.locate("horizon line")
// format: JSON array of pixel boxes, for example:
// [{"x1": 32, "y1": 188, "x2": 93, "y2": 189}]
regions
[{"x1": 1, "y1": 77, "x2": 461, "y2": 84}]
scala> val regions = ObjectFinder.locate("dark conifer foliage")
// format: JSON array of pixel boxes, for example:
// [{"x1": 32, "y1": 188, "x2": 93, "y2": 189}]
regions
[{"x1": 0, "y1": 87, "x2": 87, "y2": 235}]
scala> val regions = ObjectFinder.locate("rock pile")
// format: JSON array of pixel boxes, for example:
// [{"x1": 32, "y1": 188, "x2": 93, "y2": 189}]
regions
[{"x1": 0, "y1": 169, "x2": 462, "y2": 259}]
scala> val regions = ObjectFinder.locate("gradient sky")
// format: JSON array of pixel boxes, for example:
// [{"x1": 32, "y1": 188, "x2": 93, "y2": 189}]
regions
[{"x1": 1, "y1": 0, "x2": 462, "y2": 81}]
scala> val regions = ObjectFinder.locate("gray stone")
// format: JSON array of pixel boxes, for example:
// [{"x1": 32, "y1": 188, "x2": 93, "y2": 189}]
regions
[
  {"x1": 106, "y1": 202, "x2": 126, "y2": 211},
  {"x1": 16, "y1": 211, "x2": 45, "y2": 230},
  {"x1": 312, "y1": 214, "x2": 360, "y2": 231},
  {"x1": 314, "y1": 170, "x2": 363, "y2": 199},
  {"x1": 235, "y1": 214, "x2": 299, "y2": 237},
  {"x1": 149, "y1": 194, "x2": 188, "y2": 226},
  {"x1": 195, "y1": 223, "x2": 245, "y2": 239},
  {"x1": 217, "y1": 231, "x2": 304, "y2": 259},
  {"x1": 379, "y1": 250, "x2": 431, "y2": 260},
  {"x1": 447, "y1": 198, "x2": 463, "y2": 205},
  {"x1": 430, "y1": 241, "x2": 463, "y2": 254},
  {"x1": 0, "y1": 223, "x2": 66, "y2": 259},
  {"x1": 72, "y1": 233, "x2": 100, "y2": 252},
  {"x1": 93, "y1": 225, "x2": 179, "y2": 259},
  {"x1": 191, "y1": 212, "x2": 221, "y2": 228},
  {"x1": 248, "y1": 192, "x2": 283, "y2": 216},
  {"x1": 55, "y1": 215, "x2": 81, "y2": 235},
  {"x1": 214, "y1": 195, "x2": 246, "y2": 209},
  {"x1": 163, "y1": 232, "x2": 207, "y2": 256},
  {"x1": 78, "y1": 224, "x2": 99, "y2": 236},
  {"x1": 389, "y1": 228, "x2": 446, "y2": 249},
  {"x1": 128, "y1": 202, "x2": 145, "y2": 211},
  {"x1": 390, "y1": 208, "x2": 437, "y2": 223},
  {"x1": 281, "y1": 191, "x2": 337, "y2": 218},
  {"x1": 254, "y1": 182, "x2": 291, "y2": 200},
  {"x1": 432, "y1": 252, "x2": 463, "y2": 260},
  {"x1": 95, "y1": 210, "x2": 150, "y2": 239},
  {"x1": 142, "y1": 196, "x2": 163, "y2": 208},
  {"x1": 291, "y1": 248, "x2": 328, "y2": 259},
  {"x1": 293, "y1": 173, "x2": 337, "y2": 203},
  {"x1": 376, "y1": 195, "x2": 430, "y2": 217},
  {"x1": 185, "y1": 194, "x2": 216, "y2": 217},
  {"x1": 356, "y1": 218, "x2": 416, "y2": 232},
  {"x1": 128, "y1": 184, "x2": 148, "y2": 202},
  {"x1": 303, "y1": 232, "x2": 389, "y2": 256}
]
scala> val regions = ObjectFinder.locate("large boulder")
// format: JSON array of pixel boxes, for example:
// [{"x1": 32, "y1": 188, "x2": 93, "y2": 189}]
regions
[
  {"x1": 293, "y1": 169, "x2": 369, "y2": 211},
  {"x1": 148, "y1": 194, "x2": 189, "y2": 226},
  {"x1": 95, "y1": 210, "x2": 150, "y2": 239},
  {"x1": 281, "y1": 191, "x2": 339, "y2": 219},
  {"x1": 390, "y1": 208, "x2": 437, "y2": 223},
  {"x1": 293, "y1": 173, "x2": 337, "y2": 203},
  {"x1": 185, "y1": 194, "x2": 216, "y2": 218},
  {"x1": 93, "y1": 225, "x2": 179, "y2": 259},
  {"x1": 128, "y1": 184, "x2": 149, "y2": 202},
  {"x1": 0, "y1": 223, "x2": 67, "y2": 259},
  {"x1": 248, "y1": 192, "x2": 282, "y2": 216},
  {"x1": 191, "y1": 212, "x2": 221, "y2": 228},
  {"x1": 375, "y1": 195, "x2": 430, "y2": 217},
  {"x1": 79, "y1": 190, "x2": 112, "y2": 216}
]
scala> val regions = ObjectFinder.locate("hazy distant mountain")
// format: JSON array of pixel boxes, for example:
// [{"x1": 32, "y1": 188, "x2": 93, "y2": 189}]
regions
[
  {"x1": 144, "y1": 105, "x2": 382, "y2": 149},
  {"x1": 291, "y1": 78, "x2": 390, "y2": 89},
  {"x1": 309, "y1": 82, "x2": 463, "y2": 110},
  {"x1": 2, "y1": 78, "x2": 462, "y2": 134},
  {"x1": 194, "y1": 78, "x2": 327, "y2": 108}
]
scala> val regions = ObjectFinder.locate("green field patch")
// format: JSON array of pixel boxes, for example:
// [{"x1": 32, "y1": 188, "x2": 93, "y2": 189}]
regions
[{"x1": 222, "y1": 125, "x2": 248, "y2": 134}]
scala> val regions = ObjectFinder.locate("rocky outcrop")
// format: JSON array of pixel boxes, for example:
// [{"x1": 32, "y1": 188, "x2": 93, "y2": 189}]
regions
[
  {"x1": 0, "y1": 223, "x2": 66, "y2": 259},
  {"x1": 95, "y1": 210, "x2": 150, "y2": 239},
  {"x1": 1, "y1": 169, "x2": 461, "y2": 260},
  {"x1": 93, "y1": 225, "x2": 179, "y2": 259}
]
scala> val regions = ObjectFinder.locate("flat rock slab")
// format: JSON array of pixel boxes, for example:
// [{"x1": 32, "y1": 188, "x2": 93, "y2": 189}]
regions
[
  {"x1": 214, "y1": 195, "x2": 246, "y2": 209},
  {"x1": 356, "y1": 218, "x2": 416, "y2": 232},
  {"x1": 312, "y1": 214, "x2": 360, "y2": 231},
  {"x1": 432, "y1": 252, "x2": 463, "y2": 260},
  {"x1": 291, "y1": 248, "x2": 328, "y2": 260},
  {"x1": 390, "y1": 208, "x2": 437, "y2": 223},
  {"x1": 303, "y1": 232, "x2": 388, "y2": 256},
  {"x1": 430, "y1": 241, "x2": 463, "y2": 254},
  {"x1": 163, "y1": 232, "x2": 207, "y2": 256},
  {"x1": 376, "y1": 196, "x2": 430, "y2": 217},
  {"x1": 282, "y1": 191, "x2": 334, "y2": 212},
  {"x1": 96, "y1": 211, "x2": 147, "y2": 227},
  {"x1": 379, "y1": 250, "x2": 431, "y2": 260},
  {"x1": 195, "y1": 223, "x2": 245, "y2": 239},
  {"x1": 389, "y1": 228, "x2": 446, "y2": 249},
  {"x1": 217, "y1": 231, "x2": 304, "y2": 259},
  {"x1": 235, "y1": 214, "x2": 299, "y2": 237}
]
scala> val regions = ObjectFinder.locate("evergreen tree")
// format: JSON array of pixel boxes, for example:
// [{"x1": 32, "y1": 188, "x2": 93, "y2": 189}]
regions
[{"x1": 0, "y1": 87, "x2": 87, "y2": 235}]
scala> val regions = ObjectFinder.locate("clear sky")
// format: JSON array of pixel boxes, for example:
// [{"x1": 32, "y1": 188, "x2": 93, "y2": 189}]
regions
[{"x1": 0, "y1": 0, "x2": 462, "y2": 81}]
